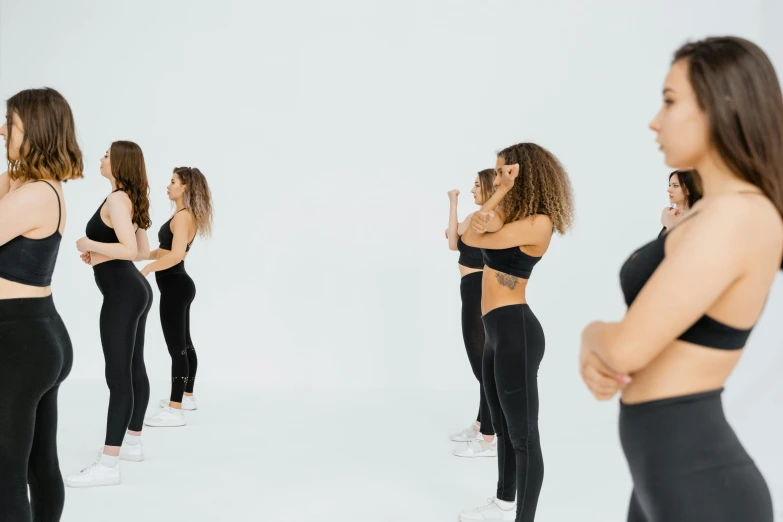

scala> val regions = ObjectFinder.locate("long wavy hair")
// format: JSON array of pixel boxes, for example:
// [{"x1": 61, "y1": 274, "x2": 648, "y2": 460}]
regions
[
  {"x1": 477, "y1": 168, "x2": 496, "y2": 204},
  {"x1": 5, "y1": 88, "x2": 83, "y2": 182},
  {"x1": 109, "y1": 141, "x2": 151, "y2": 229},
  {"x1": 496, "y1": 142, "x2": 575, "y2": 235},
  {"x1": 174, "y1": 167, "x2": 213, "y2": 238},
  {"x1": 673, "y1": 37, "x2": 783, "y2": 265}
]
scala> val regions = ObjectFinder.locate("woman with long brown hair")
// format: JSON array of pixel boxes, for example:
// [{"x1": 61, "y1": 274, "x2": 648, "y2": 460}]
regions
[
  {"x1": 0, "y1": 88, "x2": 82, "y2": 522},
  {"x1": 580, "y1": 36, "x2": 780, "y2": 521},
  {"x1": 66, "y1": 141, "x2": 153, "y2": 488},
  {"x1": 141, "y1": 166, "x2": 213, "y2": 427},
  {"x1": 458, "y1": 143, "x2": 574, "y2": 522},
  {"x1": 659, "y1": 169, "x2": 702, "y2": 237},
  {"x1": 446, "y1": 169, "x2": 497, "y2": 457}
]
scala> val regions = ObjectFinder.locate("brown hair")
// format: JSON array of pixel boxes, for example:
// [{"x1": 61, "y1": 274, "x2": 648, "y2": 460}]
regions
[
  {"x1": 669, "y1": 170, "x2": 703, "y2": 208},
  {"x1": 109, "y1": 141, "x2": 151, "y2": 229},
  {"x1": 673, "y1": 37, "x2": 783, "y2": 241},
  {"x1": 477, "y1": 168, "x2": 495, "y2": 204},
  {"x1": 496, "y1": 142, "x2": 574, "y2": 235},
  {"x1": 5, "y1": 88, "x2": 83, "y2": 182},
  {"x1": 174, "y1": 167, "x2": 213, "y2": 238}
]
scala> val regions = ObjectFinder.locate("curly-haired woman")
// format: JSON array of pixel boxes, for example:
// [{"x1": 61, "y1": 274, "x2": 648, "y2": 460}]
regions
[
  {"x1": 141, "y1": 167, "x2": 213, "y2": 427},
  {"x1": 66, "y1": 141, "x2": 153, "y2": 488},
  {"x1": 458, "y1": 143, "x2": 575, "y2": 522}
]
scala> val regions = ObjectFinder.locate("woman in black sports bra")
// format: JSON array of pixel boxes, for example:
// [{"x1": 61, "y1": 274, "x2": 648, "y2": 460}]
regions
[
  {"x1": 658, "y1": 170, "x2": 701, "y2": 238},
  {"x1": 66, "y1": 141, "x2": 153, "y2": 489},
  {"x1": 458, "y1": 143, "x2": 574, "y2": 522},
  {"x1": 140, "y1": 167, "x2": 213, "y2": 427},
  {"x1": 0, "y1": 88, "x2": 83, "y2": 522},
  {"x1": 446, "y1": 169, "x2": 497, "y2": 458},
  {"x1": 580, "y1": 37, "x2": 781, "y2": 522}
]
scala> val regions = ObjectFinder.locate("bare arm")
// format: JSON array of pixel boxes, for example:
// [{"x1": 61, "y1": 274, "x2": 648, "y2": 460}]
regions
[
  {"x1": 447, "y1": 193, "x2": 459, "y2": 251},
  {"x1": 582, "y1": 207, "x2": 755, "y2": 375},
  {"x1": 0, "y1": 183, "x2": 48, "y2": 247},
  {"x1": 134, "y1": 228, "x2": 150, "y2": 261},
  {"x1": 141, "y1": 212, "x2": 192, "y2": 274},
  {"x1": 78, "y1": 192, "x2": 138, "y2": 260}
]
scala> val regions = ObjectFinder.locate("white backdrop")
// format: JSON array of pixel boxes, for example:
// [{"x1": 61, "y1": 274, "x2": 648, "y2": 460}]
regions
[{"x1": 1, "y1": 0, "x2": 781, "y2": 514}]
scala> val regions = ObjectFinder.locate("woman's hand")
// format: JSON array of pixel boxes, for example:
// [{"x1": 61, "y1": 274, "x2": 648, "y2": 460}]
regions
[
  {"x1": 140, "y1": 266, "x2": 151, "y2": 277},
  {"x1": 498, "y1": 164, "x2": 519, "y2": 190},
  {"x1": 661, "y1": 207, "x2": 683, "y2": 229},
  {"x1": 470, "y1": 211, "x2": 495, "y2": 233},
  {"x1": 580, "y1": 322, "x2": 632, "y2": 401},
  {"x1": 448, "y1": 189, "x2": 460, "y2": 203},
  {"x1": 76, "y1": 236, "x2": 92, "y2": 254},
  {"x1": 80, "y1": 251, "x2": 91, "y2": 265}
]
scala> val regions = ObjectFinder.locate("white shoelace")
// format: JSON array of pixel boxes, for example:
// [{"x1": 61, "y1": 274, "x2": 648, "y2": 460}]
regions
[
  {"x1": 79, "y1": 462, "x2": 102, "y2": 474},
  {"x1": 474, "y1": 498, "x2": 498, "y2": 512}
]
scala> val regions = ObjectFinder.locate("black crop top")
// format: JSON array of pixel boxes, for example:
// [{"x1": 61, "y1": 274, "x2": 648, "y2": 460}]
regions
[
  {"x1": 158, "y1": 209, "x2": 194, "y2": 252},
  {"x1": 85, "y1": 198, "x2": 120, "y2": 243},
  {"x1": 0, "y1": 180, "x2": 62, "y2": 287},
  {"x1": 482, "y1": 246, "x2": 541, "y2": 279},
  {"x1": 620, "y1": 214, "x2": 752, "y2": 350},
  {"x1": 457, "y1": 236, "x2": 484, "y2": 269}
]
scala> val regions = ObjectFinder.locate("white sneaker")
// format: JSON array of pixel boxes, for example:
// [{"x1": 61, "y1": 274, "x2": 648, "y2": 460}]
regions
[
  {"x1": 453, "y1": 437, "x2": 497, "y2": 458},
  {"x1": 96, "y1": 442, "x2": 144, "y2": 462},
  {"x1": 450, "y1": 422, "x2": 479, "y2": 442},
  {"x1": 459, "y1": 498, "x2": 516, "y2": 521},
  {"x1": 144, "y1": 406, "x2": 186, "y2": 427},
  {"x1": 65, "y1": 461, "x2": 121, "y2": 488},
  {"x1": 159, "y1": 395, "x2": 197, "y2": 411}
]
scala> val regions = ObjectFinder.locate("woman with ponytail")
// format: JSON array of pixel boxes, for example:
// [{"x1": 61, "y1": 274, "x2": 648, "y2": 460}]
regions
[
  {"x1": 142, "y1": 167, "x2": 213, "y2": 427},
  {"x1": 67, "y1": 141, "x2": 153, "y2": 488}
]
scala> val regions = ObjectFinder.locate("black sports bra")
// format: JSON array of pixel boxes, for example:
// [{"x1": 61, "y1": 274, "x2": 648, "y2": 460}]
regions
[
  {"x1": 158, "y1": 209, "x2": 194, "y2": 252},
  {"x1": 482, "y1": 246, "x2": 541, "y2": 279},
  {"x1": 85, "y1": 197, "x2": 120, "y2": 244},
  {"x1": 0, "y1": 180, "x2": 62, "y2": 287},
  {"x1": 457, "y1": 236, "x2": 483, "y2": 269},
  {"x1": 620, "y1": 213, "x2": 752, "y2": 350}
]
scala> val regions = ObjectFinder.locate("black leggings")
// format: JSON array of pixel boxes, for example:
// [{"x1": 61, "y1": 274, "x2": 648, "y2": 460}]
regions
[
  {"x1": 0, "y1": 296, "x2": 72, "y2": 522},
  {"x1": 93, "y1": 260, "x2": 152, "y2": 447},
  {"x1": 482, "y1": 304, "x2": 545, "y2": 522},
  {"x1": 155, "y1": 262, "x2": 197, "y2": 403},
  {"x1": 460, "y1": 272, "x2": 493, "y2": 435},
  {"x1": 621, "y1": 388, "x2": 773, "y2": 522}
]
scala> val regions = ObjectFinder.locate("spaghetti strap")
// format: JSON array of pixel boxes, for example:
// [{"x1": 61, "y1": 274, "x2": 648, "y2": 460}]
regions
[{"x1": 34, "y1": 180, "x2": 62, "y2": 232}]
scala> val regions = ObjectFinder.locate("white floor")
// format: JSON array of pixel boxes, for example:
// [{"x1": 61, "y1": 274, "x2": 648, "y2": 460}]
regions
[{"x1": 55, "y1": 380, "x2": 781, "y2": 521}]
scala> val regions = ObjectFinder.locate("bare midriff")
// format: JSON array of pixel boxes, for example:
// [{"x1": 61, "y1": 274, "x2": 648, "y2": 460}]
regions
[
  {"x1": 458, "y1": 264, "x2": 483, "y2": 278},
  {"x1": 0, "y1": 278, "x2": 52, "y2": 299},
  {"x1": 480, "y1": 266, "x2": 529, "y2": 316},
  {"x1": 621, "y1": 341, "x2": 742, "y2": 404}
]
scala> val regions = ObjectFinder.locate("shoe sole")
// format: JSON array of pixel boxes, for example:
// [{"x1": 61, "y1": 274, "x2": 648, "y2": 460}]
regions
[
  {"x1": 65, "y1": 477, "x2": 121, "y2": 488},
  {"x1": 159, "y1": 400, "x2": 197, "y2": 411},
  {"x1": 452, "y1": 451, "x2": 497, "y2": 458},
  {"x1": 143, "y1": 420, "x2": 186, "y2": 427}
]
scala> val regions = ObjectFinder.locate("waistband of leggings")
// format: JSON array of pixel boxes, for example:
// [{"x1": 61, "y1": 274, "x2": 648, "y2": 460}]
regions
[
  {"x1": 620, "y1": 387, "x2": 724, "y2": 414},
  {"x1": 482, "y1": 303, "x2": 531, "y2": 319},
  {"x1": 92, "y1": 259, "x2": 135, "y2": 274},
  {"x1": 460, "y1": 270, "x2": 482, "y2": 281},
  {"x1": 156, "y1": 261, "x2": 187, "y2": 276},
  {"x1": 0, "y1": 294, "x2": 56, "y2": 321}
]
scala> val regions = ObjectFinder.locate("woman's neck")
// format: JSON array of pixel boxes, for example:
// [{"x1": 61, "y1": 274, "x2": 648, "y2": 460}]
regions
[{"x1": 695, "y1": 153, "x2": 756, "y2": 197}]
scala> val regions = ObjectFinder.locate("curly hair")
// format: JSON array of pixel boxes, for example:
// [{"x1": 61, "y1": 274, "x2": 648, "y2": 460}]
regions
[
  {"x1": 110, "y1": 141, "x2": 151, "y2": 230},
  {"x1": 174, "y1": 167, "x2": 213, "y2": 238},
  {"x1": 5, "y1": 88, "x2": 83, "y2": 182},
  {"x1": 496, "y1": 142, "x2": 574, "y2": 235},
  {"x1": 477, "y1": 168, "x2": 496, "y2": 204}
]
